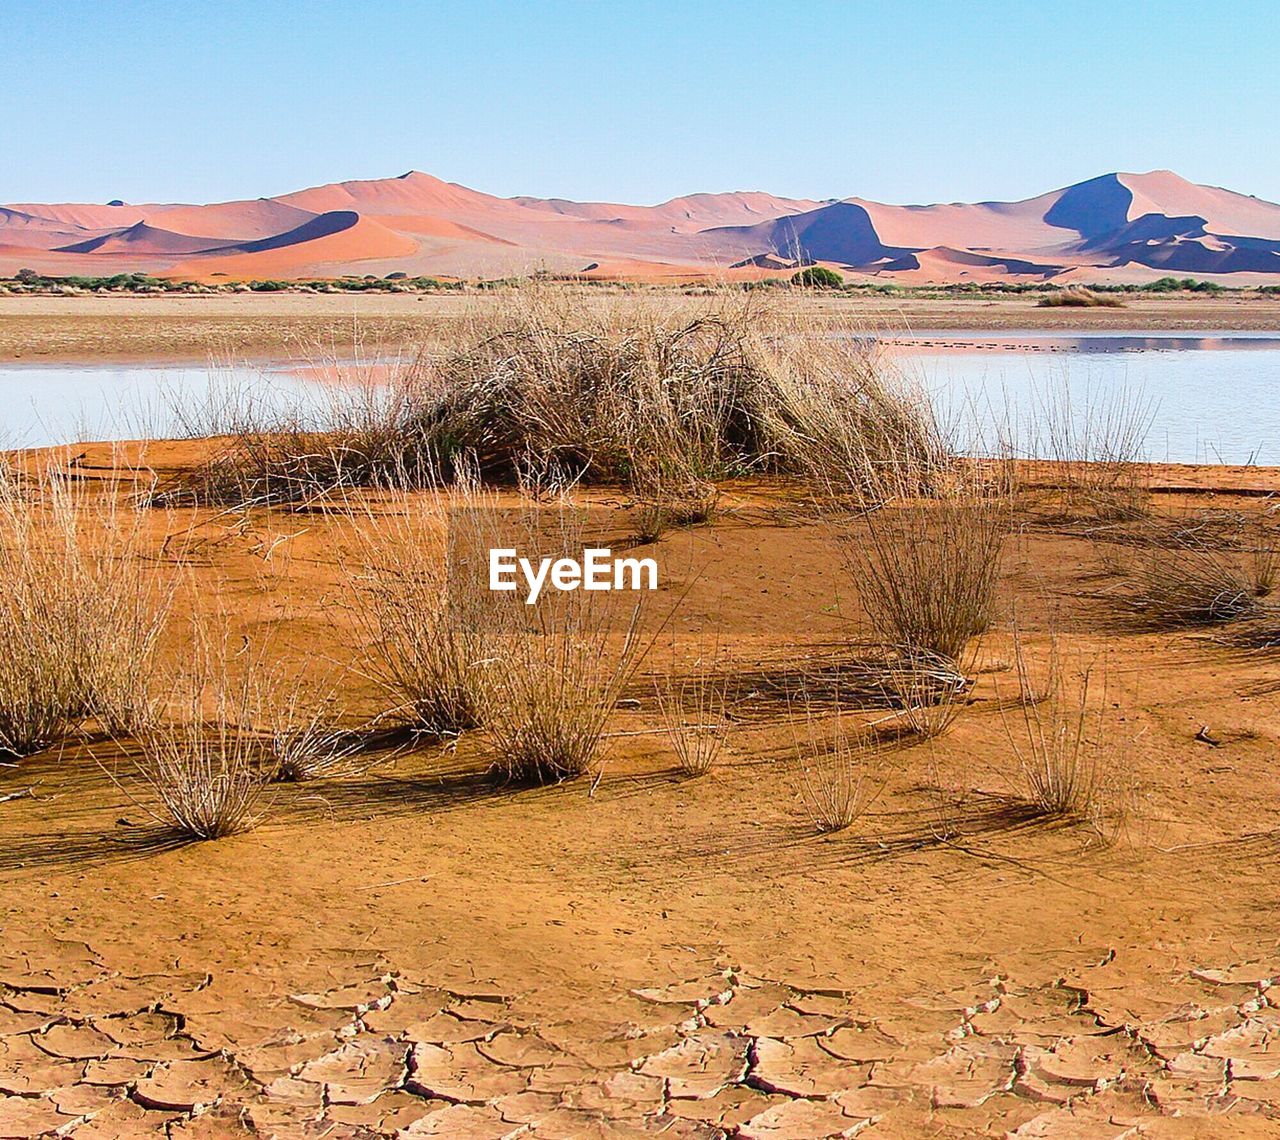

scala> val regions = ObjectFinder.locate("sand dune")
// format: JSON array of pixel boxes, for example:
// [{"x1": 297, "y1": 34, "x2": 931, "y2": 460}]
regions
[
  {"x1": 3, "y1": 169, "x2": 1280, "y2": 283},
  {"x1": 57, "y1": 221, "x2": 227, "y2": 256},
  {"x1": 165, "y1": 211, "x2": 418, "y2": 279}
]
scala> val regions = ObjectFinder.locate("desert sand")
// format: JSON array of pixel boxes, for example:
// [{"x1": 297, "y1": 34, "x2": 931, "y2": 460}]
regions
[
  {"x1": 4, "y1": 434, "x2": 1280, "y2": 1136},
  {"x1": 4, "y1": 169, "x2": 1280, "y2": 284}
]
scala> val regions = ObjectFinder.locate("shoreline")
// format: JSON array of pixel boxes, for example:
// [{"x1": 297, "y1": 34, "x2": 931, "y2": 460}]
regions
[{"x1": 4, "y1": 292, "x2": 1280, "y2": 364}]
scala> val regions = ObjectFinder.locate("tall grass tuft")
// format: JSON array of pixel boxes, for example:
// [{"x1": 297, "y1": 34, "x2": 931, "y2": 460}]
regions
[
  {"x1": 267, "y1": 677, "x2": 361, "y2": 782},
  {"x1": 132, "y1": 633, "x2": 270, "y2": 839},
  {"x1": 1030, "y1": 379, "x2": 1153, "y2": 522},
  {"x1": 1000, "y1": 663, "x2": 1112, "y2": 825},
  {"x1": 1107, "y1": 513, "x2": 1277, "y2": 629},
  {"x1": 656, "y1": 671, "x2": 732, "y2": 778},
  {"x1": 839, "y1": 471, "x2": 1011, "y2": 662},
  {"x1": 0, "y1": 464, "x2": 171, "y2": 755},
  {"x1": 793, "y1": 709, "x2": 880, "y2": 834},
  {"x1": 481, "y1": 598, "x2": 647, "y2": 785},
  {"x1": 351, "y1": 478, "x2": 494, "y2": 735},
  {"x1": 473, "y1": 498, "x2": 654, "y2": 785}
]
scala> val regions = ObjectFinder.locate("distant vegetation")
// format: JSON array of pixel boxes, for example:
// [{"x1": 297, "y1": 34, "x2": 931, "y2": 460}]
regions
[
  {"x1": 1037, "y1": 288, "x2": 1125, "y2": 308},
  {"x1": 0, "y1": 268, "x2": 1258, "y2": 297},
  {"x1": 0, "y1": 269, "x2": 464, "y2": 295},
  {"x1": 791, "y1": 266, "x2": 844, "y2": 288}
]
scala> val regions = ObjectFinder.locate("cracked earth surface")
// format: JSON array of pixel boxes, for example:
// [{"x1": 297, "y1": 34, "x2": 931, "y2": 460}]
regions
[{"x1": 7, "y1": 937, "x2": 1280, "y2": 1137}]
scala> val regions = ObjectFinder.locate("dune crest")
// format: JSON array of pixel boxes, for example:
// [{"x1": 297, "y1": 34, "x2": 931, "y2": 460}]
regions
[{"x1": 3, "y1": 169, "x2": 1279, "y2": 282}]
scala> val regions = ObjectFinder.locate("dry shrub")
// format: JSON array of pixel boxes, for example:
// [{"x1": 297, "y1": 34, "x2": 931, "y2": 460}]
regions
[
  {"x1": 1037, "y1": 288, "x2": 1124, "y2": 308},
  {"x1": 882, "y1": 649, "x2": 972, "y2": 738},
  {"x1": 1107, "y1": 513, "x2": 1277, "y2": 628},
  {"x1": 793, "y1": 709, "x2": 880, "y2": 834},
  {"x1": 153, "y1": 357, "x2": 439, "y2": 507},
  {"x1": 839, "y1": 470, "x2": 1011, "y2": 662},
  {"x1": 747, "y1": 324, "x2": 946, "y2": 502},
  {"x1": 156, "y1": 293, "x2": 945, "y2": 508},
  {"x1": 132, "y1": 634, "x2": 270, "y2": 839},
  {"x1": 482, "y1": 598, "x2": 647, "y2": 785},
  {"x1": 475, "y1": 501, "x2": 653, "y2": 784},
  {"x1": 1030, "y1": 379, "x2": 1153, "y2": 521},
  {"x1": 656, "y1": 671, "x2": 732, "y2": 778},
  {"x1": 350, "y1": 478, "x2": 495, "y2": 735},
  {"x1": 1000, "y1": 663, "x2": 1114, "y2": 827},
  {"x1": 0, "y1": 465, "x2": 171, "y2": 755}
]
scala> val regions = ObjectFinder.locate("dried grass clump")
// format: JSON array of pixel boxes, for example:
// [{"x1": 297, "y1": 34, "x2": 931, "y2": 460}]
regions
[
  {"x1": 351, "y1": 482, "x2": 494, "y2": 735},
  {"x1": 156, "y1": 294, "x2": 946, "y2": 509},
  {"x1": 1109, "y1": 517, "x2": 1277, "y2": 628},
  {"x1": 132, "y1": 640, "x2": 270, "y2": 840},
  {"x1": 481, "y1": 597, "x2": 647, "y2": 785},
  {"x1": 793, "y1": 710, "x2": 880, "y2": 834},
  {"x1": 747, "y1": 324, "x2": 946, "y2": 502},
  {"x1": 473, "y1": 500, "x2": 653, "y2": 784},
  {"x1": 1001, "y1": 665, "x2": 1113, "y2": 825},
  {"x1": 267, "y1": 680, "x2": 361, "y2": 782},
  {"x1": 0, "y1": 466, "x2": 171, "y2": 755},
  {"x1": 1030, "y1": 380, "x2": 1153, "y2": 522},
  {"x1": 1037, "y1": 288, "x2": 1124, "y2": 308},
  {"x1": 656, "y1": 672, "x2": 732, "y2": 777},
  {"x1": 882, "y1": 650, "x2": 972, "y2": 738},
  {"x1": 153, "y1": 360, "x2": 439, "y2": 507},
  {"x1": 633, "y1": 476, "x2": 720, "y2": 544},
  {"x1": 839, "y1": 472, "x2": 1011, "y2": 662}
]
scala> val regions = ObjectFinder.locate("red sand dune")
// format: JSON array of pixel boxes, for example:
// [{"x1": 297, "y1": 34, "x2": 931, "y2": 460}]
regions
[
  {"x1": 164, "y1": 211, "x2": 418, "y2": 279},
  {"x1": 3, "y1": 169, "x2": 1279, "y2": 283}
]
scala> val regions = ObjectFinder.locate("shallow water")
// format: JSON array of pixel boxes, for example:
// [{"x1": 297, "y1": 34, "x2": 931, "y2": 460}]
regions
[
  {"x1": 883, "y1": 330, "x2": 1280, "y2": 466},
  {"x1": 1, "y1": 333, "x2": 1278, "y2": 465},
  {"x1": 0, "y1": 361, "x2": 334, "y2": 451}
]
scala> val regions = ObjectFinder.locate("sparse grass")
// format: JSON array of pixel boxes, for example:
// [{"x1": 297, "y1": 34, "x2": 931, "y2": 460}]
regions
[
  {"x1": 131, "y1": 635, "x2": 271, "y2": 840},
  {"x1": 0, "y1": 465, "x2": 171, "y2": 755},
  {"x1": 152, "y1": 358, "x2": 438, "y2": 508},
  {"x1": 839, "y1": 471, "x2": 1011, "y2": 662},
  {"x1": 350, "y1": 480, "x2": 494, "y2": 735},
  {"x1": 481, "y1": 597, "x2": 647, "y2": 785},
  {"x1": 633, "y1": 478, "x2": 720, "y2": 544},
  {"x1": 793, "y1": 708, "x2": 880, "y2": 834},
  {"x1": 1000, "y1": 663, "x2": 1113, "y2": 827},
  {"x1": 882, "y1": 650, "x2": 972, "y2": 738},
  {"x1": 655, "y1": 671, "x2": 732, "y2": 778},
  {"x1": 1010, "y1": 621, "x2": 1060, "y2": 708}
]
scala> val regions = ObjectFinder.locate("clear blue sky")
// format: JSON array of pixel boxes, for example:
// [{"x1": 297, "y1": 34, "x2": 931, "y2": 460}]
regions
[{"x1": 3, "y1": 0, "x2": 1276, "y2": 207}]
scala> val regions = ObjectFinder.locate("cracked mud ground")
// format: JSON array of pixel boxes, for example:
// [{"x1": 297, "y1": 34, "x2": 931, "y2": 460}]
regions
[
  {"x1": 5, "y1": 469, "x2": 1280, "y2": 1137},
  {"x1": 9, "y1": 939, "x2": 1280, "y2": 1138}
]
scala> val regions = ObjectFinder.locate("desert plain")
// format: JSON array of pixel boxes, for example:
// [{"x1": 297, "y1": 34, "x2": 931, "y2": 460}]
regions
[{"x1": 2, "y1": 291, "x2": 1280, "y2": 1140}]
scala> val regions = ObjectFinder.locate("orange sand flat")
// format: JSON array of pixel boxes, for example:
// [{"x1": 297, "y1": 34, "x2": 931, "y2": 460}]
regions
[{"x1": 3, "y1": 442, "x2": 1280, "y2": 1135}]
